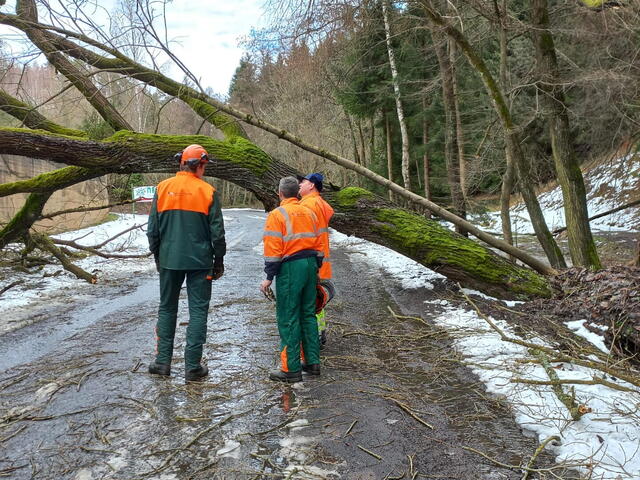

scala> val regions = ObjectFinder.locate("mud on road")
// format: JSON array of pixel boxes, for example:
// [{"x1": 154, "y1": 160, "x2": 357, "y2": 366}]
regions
[{"x1": 0, "y1": 210, "x2": 573, "y2": 479}]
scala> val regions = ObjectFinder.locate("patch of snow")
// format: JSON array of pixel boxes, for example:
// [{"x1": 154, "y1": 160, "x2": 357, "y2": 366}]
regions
[
  {"x1": 566, "y1": 320, "x2": 610, "y2": 354},
  {"x1": 73, "y1": 469, "x2": 93, "y2": 480},
  {"x1": 461, "y1": 288, "x2": 496, "y2": 301},
  {"x1": 286, "y1": 419, "x2": 310, "y2": 429},
  {"x1": 462, "y1": 288, "x2": 526, "y2": 308},
  {"x1": 474, "y1": 152, "x2": 640, "y2": 233},
  {"x1": 330, "y1": 230, "x2": 445, "y2": 290},
  {"x1": 279, "y1": 435, "x2": 316, "y2": 464},
  {"x1": 216, "y1": 439, "x2": 241, "y2": 458},
  {"x1": 503, "y1": 300, "x2": 524, "y2": 307},
  {"x1": 283, "y1": 464, "x2": 340, "y2": 479}
]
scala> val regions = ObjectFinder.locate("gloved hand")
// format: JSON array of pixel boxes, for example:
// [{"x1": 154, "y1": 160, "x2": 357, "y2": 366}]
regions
[
  {"x1": 211, "y1": 257, "x2": 224, "y2": 280},
  {"x1": 153, "y1": 252, "x2": 160, "y2": 272}
]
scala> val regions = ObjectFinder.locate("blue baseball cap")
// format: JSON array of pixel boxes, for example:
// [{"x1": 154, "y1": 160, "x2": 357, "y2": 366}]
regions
[{"x1": 297, "y1": 172, "x2": 324, "y2": 192}]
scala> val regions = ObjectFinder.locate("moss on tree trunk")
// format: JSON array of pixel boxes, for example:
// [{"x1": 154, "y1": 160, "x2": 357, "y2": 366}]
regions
[{"x1": 328, "y1": 188, "x2": 552, "y2": 299}]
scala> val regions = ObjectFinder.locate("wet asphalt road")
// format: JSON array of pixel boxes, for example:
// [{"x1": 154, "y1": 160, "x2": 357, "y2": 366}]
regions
[{"x1": 0, "y1": 210, "x2": 566, "y2": 480}]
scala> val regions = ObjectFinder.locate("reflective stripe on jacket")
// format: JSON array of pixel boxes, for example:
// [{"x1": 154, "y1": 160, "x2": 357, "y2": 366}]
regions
[
  {"x1": 263, "y1": 197, "x2": 323, "y2": 280},
  {"x1": 300, "y1": 191, "x2": 334, "y2": 279},
  {"x1": 147, "y1": 171, "x2": 226, "y2": 270}
]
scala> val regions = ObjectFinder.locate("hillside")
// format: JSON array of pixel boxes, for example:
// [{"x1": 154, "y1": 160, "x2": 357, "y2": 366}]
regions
[{"x1": 478, "y1": 150, "x2": 640, "y2": 234}]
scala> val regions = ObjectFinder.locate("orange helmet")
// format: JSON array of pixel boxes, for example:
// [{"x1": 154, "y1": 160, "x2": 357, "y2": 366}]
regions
[{"x1": 178, "y1": 144, "x2": 209, "y2": 166}]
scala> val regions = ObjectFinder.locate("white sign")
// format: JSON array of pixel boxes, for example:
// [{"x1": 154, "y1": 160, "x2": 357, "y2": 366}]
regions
[{"x1": 133, "y1": 186, "x2": 156, "y2": 203}]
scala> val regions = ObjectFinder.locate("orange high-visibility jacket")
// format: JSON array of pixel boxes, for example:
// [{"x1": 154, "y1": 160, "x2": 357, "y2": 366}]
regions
[
  {"x1": 300, "y1": 191, "x2": 334, "y2": 279},
  {"x1": 263, "y1": 198, "x2": 323, "y2": 280},
  {"x1": 148, "y1": 171, "x2": 226, "y2": 270}
]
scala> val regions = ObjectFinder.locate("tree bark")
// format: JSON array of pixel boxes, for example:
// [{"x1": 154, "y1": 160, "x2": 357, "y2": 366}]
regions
[
  {"x1": 357, "y1": 119, "x2": 367, "y2": 166},
  {"x1": 385, "y1": 112, "x2": 394, "y2": 201},
  {"x1": 0, "y1": 127, "x2": 553, "y2": 297},
  {"x1": 447, "y1": 1, "x2": 467, "y2": 200},
  {"x1": 495, "y1": 0, "x2": 515, "y2": 258},
  {"x1": 420, "y1": 0, "x2": 567, "y2": 268},
  {"x1": 433, "y1": 30, "x2": 467, "y2": 235},
  {"x1": 344, "y1": 110, "x2": 362, "y2": 165},
  {"x1": 422, "y1": 97, "x2": 431, "y2": 214},
  {"x1": 381, "y1": 0, "x2": 412, "y2": 191},
  {"x1": 530, "y1": 0, "x2": 602, "y2": 269}
]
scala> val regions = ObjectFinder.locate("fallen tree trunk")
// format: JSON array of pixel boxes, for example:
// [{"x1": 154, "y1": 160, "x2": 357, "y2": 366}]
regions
[
  {"x1": 0, "y1": 13, "x2": 556, "y2": 275},
  {"x1": 326, "y1": 188, "x2": 552, "y2": 299},
  {"x1": 0, "y1": 128, "x2": 551, "y2": 298}
]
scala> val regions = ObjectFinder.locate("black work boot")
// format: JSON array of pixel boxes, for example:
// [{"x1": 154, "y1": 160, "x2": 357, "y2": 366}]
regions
[
  {"x1": 148, "y1": 362, "x2": 171, "y2": 376},
  {"x1": 301, "y1": 363, "x2": 321, "y2": 376},
  {"x1": 185, "y1": 365, "x2": 209, "y2": 382},
  {"x1": 269, "y1": 370, "x2": 303, "y2": 383}
]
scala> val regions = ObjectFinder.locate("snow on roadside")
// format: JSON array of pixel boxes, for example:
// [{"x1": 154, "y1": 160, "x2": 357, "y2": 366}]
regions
[
  {"x1": 474, "y1": 152, "x2": 640, "y2": 234},
  {"x1": 332, "y1": 230, "x2": 640, "y2": 480},
  {"x1": 0, "y1": 214, "x2": 154, "y2": 332}
]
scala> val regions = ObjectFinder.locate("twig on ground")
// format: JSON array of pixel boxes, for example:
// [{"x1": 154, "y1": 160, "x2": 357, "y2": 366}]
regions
[
  {"x1": 0, "y1": 280, "x2": 24, "y2": 297},
  {"x1": 386, "y1": 397, "x2": 434, "y2": 429},
  {"x1": 511, "y1": 377, "x2": 637, "y2": 394},
  {"x1": 344, "y1": 419, "x2": 357, "y2": 437},
  {"x1": 532, "y1": 349, "x2": 587, "y2": 421},
  {"x1": 357, "y1": 444, "x2": 382, "y2": 460},
  {"x1": 521, "y1": 435, "x2": 560, "y2": 480}
]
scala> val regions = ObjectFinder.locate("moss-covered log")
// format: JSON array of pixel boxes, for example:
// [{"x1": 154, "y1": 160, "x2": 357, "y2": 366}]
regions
[
  {"x1": 0, "y1": 192, "x2": 52, "y2": 249},
  {"x1": 326, "y1": 187, "x2": 552, "y2": 299},
  {"x1": 0, "y1": 128, "x2": 552, "y2": 298},
  {"x1": 0, "y1": 128, "x2": 289, "y2": 209}
]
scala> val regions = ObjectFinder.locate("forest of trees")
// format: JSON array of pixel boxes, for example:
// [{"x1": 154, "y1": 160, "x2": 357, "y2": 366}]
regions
[
  {"x1": 0, "y1": 0, "x2": 638, "y2": 295},
  {"x1": 226, "y1": 0, "x2": 639, "y2": 270}
]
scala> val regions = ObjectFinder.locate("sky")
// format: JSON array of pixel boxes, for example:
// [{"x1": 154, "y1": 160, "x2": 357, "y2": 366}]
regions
[
  {"x1": 159, "y1": 1, "x2": 267, "y2": 96},
  {"x1": 0, "y1": 0, "x2": 267, "y2": 97}
]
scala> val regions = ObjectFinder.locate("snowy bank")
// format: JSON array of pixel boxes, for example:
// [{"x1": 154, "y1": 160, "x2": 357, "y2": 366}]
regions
[
  {"x1": 475, "y1": 152, "x2": 640, "y2": 234},
  {"x1": 0, "y1": 214, "x2": 153, "y2": 333}
]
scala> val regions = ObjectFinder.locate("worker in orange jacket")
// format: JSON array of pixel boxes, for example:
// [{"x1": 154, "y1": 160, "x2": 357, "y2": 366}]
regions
[
  {"x1": 260, "y1": 176, "x2": 324, "y2": 383},
  {"x1": 147, "y1": 144, "x2": 225, "y2": 382},
  {"x1": 298, "y1": 173, "x2": 334, "y2": 347}
]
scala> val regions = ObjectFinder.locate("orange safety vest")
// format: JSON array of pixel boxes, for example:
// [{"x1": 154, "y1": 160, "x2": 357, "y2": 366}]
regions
[
  {"x1": 263, "y1": 198, "x2": 323, "y2": 273},
  {"x1": 156, "y1": 171, "x2": 215, "y2": 215},
  {"x1": 300, "y1": 191, "x2": 334, "y2": 279}
]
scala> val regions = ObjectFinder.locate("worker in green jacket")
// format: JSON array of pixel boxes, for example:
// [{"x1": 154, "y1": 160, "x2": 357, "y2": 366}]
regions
[{"x1": 147, "y1": 144, "x2": 226, "y2": 382}]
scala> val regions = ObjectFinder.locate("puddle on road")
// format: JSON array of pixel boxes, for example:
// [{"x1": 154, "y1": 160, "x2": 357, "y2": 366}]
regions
[
  {"x1": 0, "y1": 240, "x2": 331, "y2": 479},
  {"x1": 0, "y1": 277, "x2": 158, "y2": 371}
]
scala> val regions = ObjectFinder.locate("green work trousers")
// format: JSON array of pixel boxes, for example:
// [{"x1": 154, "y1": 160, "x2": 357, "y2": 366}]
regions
[
  {"x1": 155, "y1": 268, "x2": 212, "y2": 371},
  {"x1": 275, "y1": 257, "x2": 320, "y2": 372}
]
